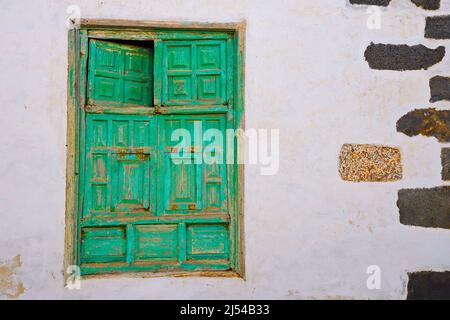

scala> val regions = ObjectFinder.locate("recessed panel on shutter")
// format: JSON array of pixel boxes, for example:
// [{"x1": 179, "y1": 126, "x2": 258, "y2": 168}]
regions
[
  {"x1": 88, "y1": 39, "x2": 153, "y2": 107},
  {"x1": 162, "y1": 40, "x2": 227, "y2": 106}
]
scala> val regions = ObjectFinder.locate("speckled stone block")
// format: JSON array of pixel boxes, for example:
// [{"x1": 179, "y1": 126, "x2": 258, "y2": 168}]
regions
[{"x1": 339, "y1": 144, "x2": 402, "y2": 182}]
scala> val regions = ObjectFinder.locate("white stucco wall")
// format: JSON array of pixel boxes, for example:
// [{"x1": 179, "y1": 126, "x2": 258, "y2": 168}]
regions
[{"x1": 1, "y1": 0, "x2": 449, "y2": 299}]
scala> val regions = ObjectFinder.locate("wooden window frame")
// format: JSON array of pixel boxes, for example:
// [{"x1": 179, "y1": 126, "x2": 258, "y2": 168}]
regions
[{"x1": 65, "y1": 19, "x2": 245, "y2": 280}]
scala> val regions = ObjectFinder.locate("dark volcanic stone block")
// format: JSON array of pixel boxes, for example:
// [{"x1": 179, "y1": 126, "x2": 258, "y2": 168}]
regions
[
  {"x1": 426, "y1": 16, "x2": 450, "y2": 39},
  {"x1": 397, "y1": 186, "x2": 450, "y2": 229},
  {"x1": 407, "y1": 271, "x2": 450, "y2": 300},
  {"x1": 411, "y1": 0, "x2": 440, "y2": 10},
  {"x1": 430, "y1": 76, "x2": 450, "y2": 102},
  {"x1": 349, "y1": 0, "x2": 391, "y2": 5},
  {"x1": 364, "y1": 43, "x2": 445, "y2": 71}
]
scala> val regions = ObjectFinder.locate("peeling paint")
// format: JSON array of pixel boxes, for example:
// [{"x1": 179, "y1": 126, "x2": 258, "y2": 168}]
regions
[{"x1": 0, "y1": 255, "x2": 25, "y2": 299}]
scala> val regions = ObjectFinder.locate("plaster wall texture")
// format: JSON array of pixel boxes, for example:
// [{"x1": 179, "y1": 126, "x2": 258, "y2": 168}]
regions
[{"x1": 0, "y1": 0, "x2": 449, "y2": 299}]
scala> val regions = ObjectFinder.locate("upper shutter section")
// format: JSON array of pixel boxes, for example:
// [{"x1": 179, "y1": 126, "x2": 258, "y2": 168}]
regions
[
  {"x1": 161, "y1": 40, "x2": 227, "y2": 106},
  {"x1": 88, "y1": 39, "x2": 153, "y2": 107}
]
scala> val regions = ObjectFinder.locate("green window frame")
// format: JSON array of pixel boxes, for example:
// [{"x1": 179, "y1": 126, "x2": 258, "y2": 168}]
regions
[{"x1": 65, "y1": 20, "x2": 245, "y2": 279}]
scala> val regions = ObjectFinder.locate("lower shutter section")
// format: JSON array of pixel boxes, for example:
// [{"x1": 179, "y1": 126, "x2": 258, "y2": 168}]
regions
[
  {"x1": 80, "y1": 114, "x2": 231, "y2": 275},
  {"x1": 81, "y1": 227, "x2": 127, "y2": 264},
  {"x1": 79, "y1": 222, "x2": 230, "y2": 275}
]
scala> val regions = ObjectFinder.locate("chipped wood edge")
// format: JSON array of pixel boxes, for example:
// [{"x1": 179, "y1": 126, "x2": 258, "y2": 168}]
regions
[
  {"x1": 81, "y1": 269, "x2": 242, "y2": 281},
  {"x1": 80, "y1": 18, "x2": 242, "y2": 31},
  {"x1": 235, "y1": 20, "x2": 246, "y2": 280},
  {"x1": 64, "y1": 29, "x2": 79, "y2": 286}
]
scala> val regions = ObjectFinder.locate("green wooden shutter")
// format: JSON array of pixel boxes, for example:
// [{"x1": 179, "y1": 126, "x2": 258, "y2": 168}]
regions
[
  {"x1": 83, "y1": 114, "x2": 157, "y2": 219},
  {"x1": 162, "y1": 40, "x2": 227, "y2": 106},
  {"x1": 158, "y1": 115, "x2": 227, "y2": 215},
  {"x1": 79, "y1": 34, "x2": 236, "y2": 276},
  {"x1": 88, "y1": 39, "x2": 153, "y2": 107}
]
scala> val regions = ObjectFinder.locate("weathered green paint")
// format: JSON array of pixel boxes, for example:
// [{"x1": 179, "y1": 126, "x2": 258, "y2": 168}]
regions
[
  {"x1": 80, "y1": 260, "x2": 231, "y2": 276},
  {"x1": 81, "y1": 113, "x2": 229, "y2": 270},
  {"x1": 187, "y1": 224, "x2": 229, "y2": 260},
  {"x1": 88, "y1": 39, "x2": 153, "y2": 107},
  {"x1": 80, "y1": 213, "x2": 230, "y2": 227},
  {"x1": 162, "y1": 40, "x2": 227, "y2": 106},
  {"x1": 81, "y1": 227, "x2": 127, "y2": 263},
  {"x1": 65, "y1": 29, "x2": 79, "y2": 283},
  {"x1": 66, "y1": 23, "x2": 245, "y2": 278},
  {"x1": 87, "y1": 29, "x2": 232, "y2": 41},
  {"x1": 158, "y1": 114, "x2": 227, "y2": 215},
  {"x1": 134, "y1": 224, "x2": 179, "y2": 261},
  {"x1": 83, "y1": 114, "x2": 157, "y2": 220}
]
